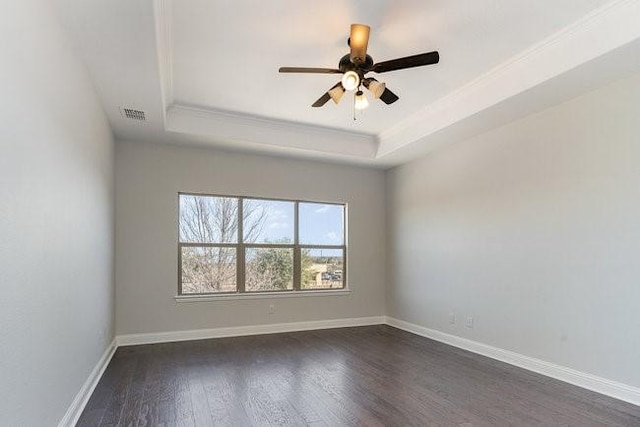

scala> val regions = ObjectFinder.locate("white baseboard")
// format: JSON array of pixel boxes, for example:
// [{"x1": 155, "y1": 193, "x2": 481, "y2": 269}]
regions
[
  {"x1": 58, "y1": 339, "x2": 117, "y2": 427},
  {"x1": 117, "y1": 316, "x2": 385, "y2": 346},
  {"x1": 60, "y1": 316, "x2": 639, "y2": 426},
  {"x1": 384, "y1": 316, "x2": 640, "y2": 406}
]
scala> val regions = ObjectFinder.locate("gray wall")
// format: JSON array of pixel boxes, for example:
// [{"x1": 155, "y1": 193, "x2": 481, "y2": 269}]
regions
[
  {"x1": 0, "y1": 1, "x2": 115, "y2": 425},
  {"x1": 386, "y1": 73, "x2": 640, "y2": 388},
  {"x1": 115, "y1": 142, "x2": 386, "y2": 335}
]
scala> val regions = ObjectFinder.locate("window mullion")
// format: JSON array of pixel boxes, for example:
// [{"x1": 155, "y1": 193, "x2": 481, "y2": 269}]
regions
[
  {"x1": 237, "y1": 198, "x2": 245, "y2": 293},
  {"x1": 178, "y1": 243, "x2": 183, "y2": 295},
  {"x1": 293, "y1": 201, "x2": 300, "y2": 291}
]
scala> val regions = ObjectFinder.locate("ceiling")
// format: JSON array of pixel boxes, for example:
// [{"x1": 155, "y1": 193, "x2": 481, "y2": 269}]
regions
[{"x1": 54, "y1": 0, "x2": 640, "y2": 167}]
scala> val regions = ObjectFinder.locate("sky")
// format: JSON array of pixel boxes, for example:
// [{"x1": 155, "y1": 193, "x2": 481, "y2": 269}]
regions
[
  {"x1": 246, "y1": 199, "x2": 344, "y2": 245},
  {"x1": 180, "y1": 195, "x2": 344, "y2": 246}
]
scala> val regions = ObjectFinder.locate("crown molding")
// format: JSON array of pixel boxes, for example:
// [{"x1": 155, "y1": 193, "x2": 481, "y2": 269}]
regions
[
  {"x1": 153, "y1": 0, "x2": 640, "y2": 164},
  {"x1": 376, "y1": 0, "x2": 640, "y2": 159},
  {"x1": 153, "y1": 0, "x2": 378, "y2": 161},
  {"x1": 153, "y1": 0, "x2": 173, "y2": 122},
  {"x1": 166, "y1": 104, "x2": 378, "y2": 158}
]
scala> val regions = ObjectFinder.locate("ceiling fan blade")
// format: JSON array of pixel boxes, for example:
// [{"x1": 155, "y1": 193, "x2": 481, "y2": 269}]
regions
[
  {"x1": 349, "y1": 24, "x2": 370, "y2": 64},
  {"x1": 363, "y1": 78, "x2": 399, "y2": 104},
  {"x1": 279, "y1": 67, "x2": 342, "y2": 74},
  {"x1": 379, "y1": 87, "x2": 399, "y2": 104},
  {"x1": 312, "y1": 93, "x2": 332, "y2": 107},
  {"x1": 371, "y1": 51, "x2": 439, "y2": 73},
  {"x1": 312, "y1": 82, "x2": 344, "y2": 107}
]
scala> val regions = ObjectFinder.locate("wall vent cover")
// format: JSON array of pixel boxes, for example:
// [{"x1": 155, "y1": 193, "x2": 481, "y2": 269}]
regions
[{"x1": 120, "y1": 106, "x2": 146, "y2": 121}]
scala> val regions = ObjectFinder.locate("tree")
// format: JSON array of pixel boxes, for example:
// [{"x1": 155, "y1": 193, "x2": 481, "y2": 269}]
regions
[
  {"x1": 300, "y1": 248, "x2": 314, "y2": 285},
  {"x1": 246, "y1": 245, "x2": 293, "y2": 291},
  {"x1": 180, "y1": 196, "x2": 267, "y2": 293}
]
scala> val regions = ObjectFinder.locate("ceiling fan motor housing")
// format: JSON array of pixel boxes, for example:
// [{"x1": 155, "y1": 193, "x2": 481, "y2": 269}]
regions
[
  {"x1": 339, "y1": 54, "x2": 374, "y2": 79},
  {"x1": 278, "y1": 24, "x2": 439, "y2": 108}
]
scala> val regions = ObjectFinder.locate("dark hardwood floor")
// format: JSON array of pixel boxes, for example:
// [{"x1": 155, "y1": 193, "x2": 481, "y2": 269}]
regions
[{"x1": 78, "y1": 325, "x2": 640, "y2": 426}]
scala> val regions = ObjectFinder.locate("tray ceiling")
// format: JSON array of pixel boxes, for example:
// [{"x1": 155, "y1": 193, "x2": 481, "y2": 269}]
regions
[{"x1": 54, "y1": 0, "x2": 640, "y2": 166}]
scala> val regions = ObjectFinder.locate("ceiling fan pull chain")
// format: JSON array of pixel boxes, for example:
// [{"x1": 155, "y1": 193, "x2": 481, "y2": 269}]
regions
[
  {"x1": 279, "y1": 24, "x2": 438, "y2": 113},
  {"x1": 353, "y1": 93, "x2": 357, "y2": 121}
]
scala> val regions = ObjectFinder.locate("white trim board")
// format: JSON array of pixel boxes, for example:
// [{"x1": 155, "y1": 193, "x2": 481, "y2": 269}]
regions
[
  {"x1": 59, "y1": 315, "x2": 639, "y2": 425},
  {"x1": 152, "y1": 0, "x2": 640, "y2": 164},
  {"x1": 165, "y1": 104, "x2": 378, "y2": 160},
  {"x1": 116, "y1": 316, "x2": 385, "y2": 346},
  {"x1": 57, "y1": 339, "x2": 117, "y2": 427},
  {"x1": 384, "y1": 316, "x2": 640, "y2": 407},
  {"x1": 175, "y1": 288, "x2": 351, "y2": 303},
  {"x1": 57, "y1": 316, "x2": 383, "y2": 425}
]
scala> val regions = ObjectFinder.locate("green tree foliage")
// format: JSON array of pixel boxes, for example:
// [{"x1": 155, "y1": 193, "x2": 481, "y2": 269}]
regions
[
  {"x1": 248, "y1": 241, "x2": 314, "y2": 290},
  {"x1": 301, "y1": 248, "x2": 314, "y2": 285},
  {"x1": 250, "y1": 247, "x2": 293, "y2": 290}
]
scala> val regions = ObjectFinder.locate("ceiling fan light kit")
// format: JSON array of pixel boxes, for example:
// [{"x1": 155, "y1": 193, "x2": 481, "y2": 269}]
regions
[
  {"x1": 341, "y1": 70, "x2": 360, "y2": 91},
  {"x1": 367, "y1": 80, "x2": 386, "y2": 99},
  {"x1": 328, "y1": 84, "x2": 345, "y2": 104},
  {"x1": 354, "y1": 90, "x2": 369, "y2": 110},
  {"x1": 279, "y1": 23, "x2": 439, "y2": 118},
  {"x1": 349, "y1": 24, "x2": 370, "y2": 64}
]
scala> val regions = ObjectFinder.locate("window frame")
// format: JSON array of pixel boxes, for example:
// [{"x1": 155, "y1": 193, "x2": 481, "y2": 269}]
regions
[{"x1": 178, "y1": 192, "x2": 347, "y2": 296}]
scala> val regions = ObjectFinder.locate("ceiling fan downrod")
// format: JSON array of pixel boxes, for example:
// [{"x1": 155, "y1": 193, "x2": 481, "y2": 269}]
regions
[{"x1": 278, "y1": 23, "x2": 440, "y2": 113}]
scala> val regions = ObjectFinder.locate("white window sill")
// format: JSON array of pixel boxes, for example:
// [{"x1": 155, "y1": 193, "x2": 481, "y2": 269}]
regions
[{"x1": 174, "y1": 288, "x2": 351, "y2": 303}]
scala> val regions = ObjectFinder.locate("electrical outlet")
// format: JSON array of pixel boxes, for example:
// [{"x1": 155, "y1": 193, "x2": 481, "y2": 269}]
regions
[
  {"x1": 466, "y1": 316, "x2": 474, "y2": 328},
  {"x1": 449, "y1": 312, "x2": 456, "y2": 324},
  {"x1": 268, "y1": 304, "x2": 275, "y2": 314}
]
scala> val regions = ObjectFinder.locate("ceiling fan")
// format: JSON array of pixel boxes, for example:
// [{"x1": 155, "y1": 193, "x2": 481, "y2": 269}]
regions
[{"x1": 279, "y1": 24, "x2": 439, "y2": 110}]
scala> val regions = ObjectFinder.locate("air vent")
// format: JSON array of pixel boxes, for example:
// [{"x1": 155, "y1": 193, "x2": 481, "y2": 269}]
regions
[{"x1": 119, "y1": 106, "x2": 146, "y2": 121}]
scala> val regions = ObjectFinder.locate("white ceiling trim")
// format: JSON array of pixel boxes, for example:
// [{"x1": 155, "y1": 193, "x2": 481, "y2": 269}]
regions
[
  {"x1": 153, "y1": 0, "x2": 377, "y2": 160},
  {"x1": 153, "y1": 0, "x2": 173, "y2": 122},
  {"x1": 376, "y1": 0, "x2": 640, "y2": 158},
  {"x1": 153, "y1": 0, "x2": 639, "y2": 164},
  {"x1": 166, "y1": 104, "x2": 378, "y2": 158}
]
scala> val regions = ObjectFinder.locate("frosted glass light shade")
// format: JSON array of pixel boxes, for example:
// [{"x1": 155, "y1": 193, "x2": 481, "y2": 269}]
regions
[
  {"x1": 341, "y1": 71, "x2": 360, "y2": 91},
  {"x1": 350, "y1": 24, "x2": 370, "y2": 63},
  {"x1": 328, "y1": 85, "x2": 345, "y2": 104},
  {"x1": 354, "y1": 90, "x2": 369, "y2": 110},
  {"x1": 368, "y1": 80, "x2": 386, "y2": 98}
]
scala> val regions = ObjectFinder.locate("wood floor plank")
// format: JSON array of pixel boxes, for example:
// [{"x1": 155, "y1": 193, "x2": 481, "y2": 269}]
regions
[
  {"x1": 79, "y1": 325, "x2": 640, "y2": 426},
  {"x1": 88, "y1": 352, "x2": 136, "y2": 426},
  {"x1": 186, "y1": 365, "x2": 216, "y2": 427}
]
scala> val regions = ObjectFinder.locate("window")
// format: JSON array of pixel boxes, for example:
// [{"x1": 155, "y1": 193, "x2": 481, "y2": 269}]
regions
[{"x1": 179, "y1": 194, "x2": 346, "y2": 295}]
